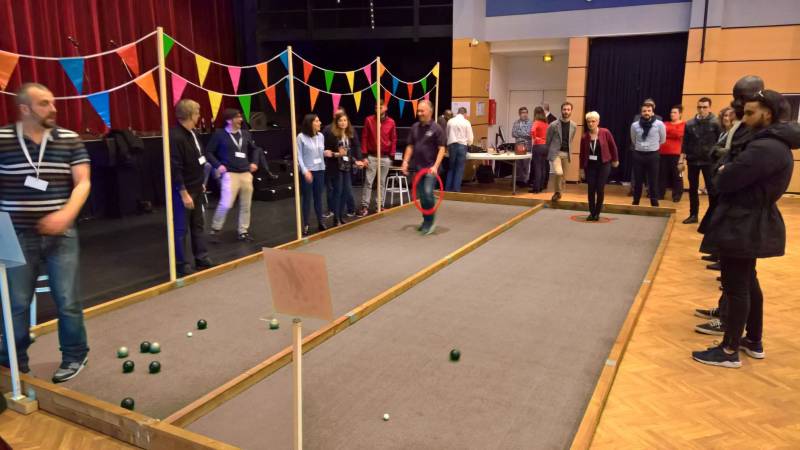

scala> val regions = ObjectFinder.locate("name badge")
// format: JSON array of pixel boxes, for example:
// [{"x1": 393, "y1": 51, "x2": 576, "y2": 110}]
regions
[
  {"x1": 425, "y1": 130, "x2": 434, "y2": 137},
  {"x1": 313, "y1": 158, "x2": 322, "y2": 164},
  {"x1": 198, "y1": 156, "x2": 207, "y2": 165},
  {"x1": 394, "y1": 153, "x2": 403, "y2": 161},
  {"x1": 235, "y1": 151, "x2": 246, "y2": 158},
  {"x1": 25, "y1": 175, "x2": 48, "y2": 191},
  {"x1": 342, "y1": 156, "x2": 349, "y2": 162},
  {"x1": 589, "y1": 155, "x2": 598, "y2": 161}
]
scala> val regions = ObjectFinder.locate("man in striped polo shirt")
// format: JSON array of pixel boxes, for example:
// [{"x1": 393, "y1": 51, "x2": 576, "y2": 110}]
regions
[{"x1": 0, "y1": 83, "x2": 91, "y2": 383}]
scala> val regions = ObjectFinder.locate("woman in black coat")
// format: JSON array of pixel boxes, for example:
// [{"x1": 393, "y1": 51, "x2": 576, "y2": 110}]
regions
[
  {"x1": 693, "y1": 90, "x2": 799, "y2": 368},
  {"x1": 323, "y1": 112, "x2": 364, "y2": 226}
]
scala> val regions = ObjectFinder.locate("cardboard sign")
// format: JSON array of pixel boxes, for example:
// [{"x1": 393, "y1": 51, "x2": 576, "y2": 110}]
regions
[
  {"x1": 0, "y1": 212, "x2": 25, "y2": 268},
  {"x1": 262, "y1": 248, "x2": 333, "y2": 321}
]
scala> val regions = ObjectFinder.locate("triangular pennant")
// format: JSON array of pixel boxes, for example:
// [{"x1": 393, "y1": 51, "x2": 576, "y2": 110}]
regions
[
  {"x1": 265, "y1": 85, "x2": 277, "y2": 111},
  {"x1": 391, "y1": 76, "x2": 398, "y2": 95},
  {"x1": 346, "y1": 71, "x2": 355, "y2": 92},
  {"x1": 163, "y1": 34, "x2": 175, "y2": 58},
  {"x1": 285, "y1": 78, "x2": 291, "y2": 98},
  {"x1": 238, "y1": 95, "x2": 252, "y2": 123},
  {"x1": 195, "y1": 55, "x2": 211, "y2": 86},
  {"x1": 407, "y1": 82, "x2": 413, "y2": 99},
  {"x1": 171, "y1": 73, "x2": 188, "y2": 106},
  {"x1": 371, "y1": 83, "x2": 378, "y2": 101},
  {"x1": 383, "y1": 90, "x2": 391, "y2": 108},
  {"x1": 116, "y1": 44, "x2": 140, "y2": 76},
  {"x1": 208, "y1": 91, "x2": 223, "y2": 122},
  {"x1": 424, "y1": 92, "x2": 430, "y2": 102},
  {"x1": 0, "y1": 51, "x2": 19, "y2": 90},
  {"x1": 134, "y1": 72, "x2": 159, "y2": 106},
  {"x1": 303, "y1": 60, "x2": 313, "y2": 83},
  {"x1": 331, "y1": 93, "x2": 341, "y2": 113},
  {"x1": 279, "y1": 51, "x2": 288, "y2": 71},
  {"x1": 432, "y1": 63, "x2": 439, "y2": 79},
  {"x1": 59, "y1": 58, "x2": 84, "y2": 94},
  {"x1": 412, "y1": 100, "x2": 418, "y2": 116},
  {"x1": 228, "y1": 66, "x2": 242, "y2": 93},
  {"x1": 309, "y1": 86, "x2": 319, "y2": 110},
  {"x1": 87, "y1": 92, "x2": 110, "y2": 128},
  {"x1": 353, "y1": 91, "x2": 362, "y2": 112},
  {"x1": 421, "y1": 78, "x2": 427, "y2": 93},
  {"x1": 398, "y1": 99, "x2": 406, "y2": 117},
  {"x1": 378, "y1": 64, "x2": 385, "y2": 79},
  {"x1": 256, "y1": 63, "x2": 268, "y2": 88},
  {"x1": 324, "y1": 70, "x2": 334, "y2": 92},
  {"x1": 363, "y1": 66, "x2": 372, "y2": 85}
]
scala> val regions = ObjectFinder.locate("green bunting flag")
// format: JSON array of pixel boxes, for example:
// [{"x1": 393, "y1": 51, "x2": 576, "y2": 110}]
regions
[
  {"x1": 324, "y1": 70, "x2": 334, "y2": 92},
  {"x1": 371, "y1": 83, "x2": 378, "y2": 100},
  {"x1": 421, "y1": 78, "x2": 427, "y2": 93},
  {"x1": 163, "y1": 34, "x2": 175, "y2": 58},
  {"x1": 238, "y1": 95, "x2": 252, "y2": 123}
]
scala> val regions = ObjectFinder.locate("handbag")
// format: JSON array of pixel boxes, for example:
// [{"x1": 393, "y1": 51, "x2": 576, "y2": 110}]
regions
[{"x1": 514, "y1": 142, "x2": 527, "y2": 155}]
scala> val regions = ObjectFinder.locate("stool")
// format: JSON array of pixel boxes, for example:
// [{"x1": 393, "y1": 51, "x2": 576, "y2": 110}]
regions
[{"x1": 383, "y1": 168, "x2": 410, "y2": 207}]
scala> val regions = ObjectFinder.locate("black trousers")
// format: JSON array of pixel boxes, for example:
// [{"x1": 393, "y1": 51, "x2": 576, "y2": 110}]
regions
[
  {"x1": 687, "y1": 164, "x2": 715, "y2": 217},
  {"x1": 720, "y1": 256, "x2": 763, "y2": 350},
  {"x1": 173, "y1": 188, "x2": 208, "y2": 267},
  {"x1": 658, "y1": 154, "x2": 683, "y2": 202},
  {"x1": 529, "y1": 144, "x2": 549, "y2": 191},
  {"x1": 586, "y1": 160, "x2": 611, "y2": 217},
  {"x1": 632, "y1": 151, "x2": 660, "y2": 206}
]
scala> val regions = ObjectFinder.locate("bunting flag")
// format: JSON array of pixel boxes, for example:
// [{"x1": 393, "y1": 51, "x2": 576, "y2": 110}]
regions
[
  {"x1": 363, "y1": 66, "x2": 372, "y2": 85},
  {"x1": 432, "y1": 63, "x2": 439, "y2": 79},
  {"x1": 324, "y1": 70, "x2": 334, "y2": 92},
  {"x1": 163, "y1": 34, "x2": 175, "y2": 58},
  {"x1": 171, "y1": 73, "x2": 188, "y2": 106},
  {"x1": 370, "y1": 83, "x2": 378, "y2": 101},
  {"x1": 265, "y1": 85, "x2": 277, "y2": 111},
  {"x1": 309, "y1": 86, "x2": 319, "y2": 110},
  {"x1": 208, "y1": 90, "x2": 223, "y2": 122},
  {"x1": 87, "y1": 92, "x2": 110, "y2": 128},
  {"x1": 398, "y1": 99, "x2": 406, "y2": 117},
  {"x1": 421, "y1": 78, "x2": 427, "y2": 93},
  {"x1": 0, "y1": 51, "x2": 19, "y2": 90},
  {"x1": 424, "y1": 92, "x2": 430, "y2": 102},
  {"x1": 256, "y1": 63, "x2": 268, "y2": 88},
  {"x1": 228, "y1": 66, "x2": 241, "y2": 93},
  {"x1": 391, "y1": 76, "x2": 398, "y2": 95},
  {"x1": 59, "y1": 58, "x2": 84, "y2": 94},
  {"x1": 331, "y1": 93, "x2": 341, "y2": 113},
  {"x1": 303, "y1": 60, "x2": 313, "y2": 83},
  {"x1": 134, "y1": 72, "x2": 159, "y2": 106},
  {"x1": 378, "y1": 64, "x2": 385, "y2": 79},
  {"x1": 195, "y1": 55, "x2": 211, "y2": 86},
  {"x1": 285, "y1": 78, "x2": 291, "y2": 98},
  {"x1": 345, "y1": 71, "x2": 355, "y2": 92},
  {"x1": 116, "y1": 44, "x2": 140, "y2": 76},
  {"x1": 412, "y1": 100, "x2": 418, "y2": 116},
  {"x1": 383, "y1": 90, "x2": 390, "y2": 108},
  {"x1": 406, "y1": 82, "x2": 413, "y2": 99},
  {"x1": 279, "y1": 51, "x2": 288, "y2": 71},
  {"x1": 353, "y1": 90, "x2": 362, "y2": 112},
  {"x1": 238, "y1": 95, "x2": 252, "y2": 123}
]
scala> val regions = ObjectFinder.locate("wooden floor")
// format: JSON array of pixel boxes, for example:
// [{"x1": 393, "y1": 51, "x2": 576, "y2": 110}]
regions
[
  {"x1": 0, "y1": 409, "x2": 134, "y2": 449},
  {"x1": 463, "y1": 179, "x2": 800, "y2": 448}
]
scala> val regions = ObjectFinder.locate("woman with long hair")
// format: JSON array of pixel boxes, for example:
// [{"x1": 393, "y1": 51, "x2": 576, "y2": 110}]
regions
[
  {"x1": 528, "y1": 106, "x2": 549, "y2": 193},
  {"x1": 324, "y1": 112, "x2": 364, "y2": 226},
  {"x1": 297, "y1": 113, "x2": 327, "y2": 235}
]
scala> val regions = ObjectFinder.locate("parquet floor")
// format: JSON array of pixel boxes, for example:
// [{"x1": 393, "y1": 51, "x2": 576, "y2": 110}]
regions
[
  {"x1": 463, "y1": 180, "x2": 800, "y2": 448},
  {"x1": 0, "y1": 409, "x2": 134, "y2": 449}
]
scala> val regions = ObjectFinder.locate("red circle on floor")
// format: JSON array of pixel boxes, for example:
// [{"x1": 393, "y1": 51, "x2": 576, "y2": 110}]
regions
[{"x1": 570, "y1": 214, "x2": 613, "y2": 224}]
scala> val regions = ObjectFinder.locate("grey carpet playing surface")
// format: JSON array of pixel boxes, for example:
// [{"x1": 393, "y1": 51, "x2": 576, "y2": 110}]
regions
[
  {"x1": 188, "y1": 208, "x2": 667, "y2": 449},
  {"x1": 27, "y1": 201, "x2": 527, "y2": 418}
]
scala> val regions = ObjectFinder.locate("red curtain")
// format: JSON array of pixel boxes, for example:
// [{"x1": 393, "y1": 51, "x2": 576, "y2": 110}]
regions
[{"x1": 0, "y1": 0, "x2": 235, "y2": 135}]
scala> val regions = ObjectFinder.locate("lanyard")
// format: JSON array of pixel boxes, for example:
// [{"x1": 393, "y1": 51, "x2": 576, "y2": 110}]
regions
[
  {"x1": 589, "y1": 138, "x2": 598, "y2": 155},
  {"x1": 228, "y1": 131, "x2": 242, "y2": 150},
  {"x1": 16, "y1": 122, "x2": 50, "y2": 179},
  {"x1": 190, "y1": 130, "x2": 203, "y2": 156}
]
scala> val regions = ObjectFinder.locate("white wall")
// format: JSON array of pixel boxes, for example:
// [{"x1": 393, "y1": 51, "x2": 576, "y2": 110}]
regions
[{"x1": 488, "y1": 54, "x2": 509, "y2": 145}]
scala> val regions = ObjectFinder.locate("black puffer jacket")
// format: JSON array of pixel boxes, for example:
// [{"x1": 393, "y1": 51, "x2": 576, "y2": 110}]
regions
[
  {"x1": 700, "y1": 122, "x2": 799, "y2": 258},
  {"x1": 682, "y1": 114, "x2": 722, "y2": 165}
]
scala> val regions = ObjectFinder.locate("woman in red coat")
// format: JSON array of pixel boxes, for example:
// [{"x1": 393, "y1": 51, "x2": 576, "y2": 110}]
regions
[
  {"x1": 528, "y1": 106, "x2": 549, "y2": 193},
  {"x1": 580, "y1": 111, "x2": 619, "y2": 221},
  {"x1": 659, "y1": 105, "x2": 686, "y2": 202}
]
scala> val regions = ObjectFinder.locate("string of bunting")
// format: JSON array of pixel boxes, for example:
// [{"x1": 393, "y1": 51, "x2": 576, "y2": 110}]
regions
[{"x1": 294, "y1": 77, "x2": 379, "y2": 113}]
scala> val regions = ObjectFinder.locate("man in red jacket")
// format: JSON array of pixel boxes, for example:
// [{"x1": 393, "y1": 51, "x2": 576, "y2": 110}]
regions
[{"x1": 359, "y1": 101, "x2": 397, "y2": 216}]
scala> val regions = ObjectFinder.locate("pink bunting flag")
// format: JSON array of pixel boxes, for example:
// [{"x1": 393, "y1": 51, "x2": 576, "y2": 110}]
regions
[
  {"x1": 331, "y1": 94, "x2": 341, "y2": 114},
  {"x1": 171, "y1": 73, "x2": 188, "y2": 106},
  {"x1": 228, "y1": 66, "x2": 242, "y2": 93},
  {"x1": 424, "y1": 92, "x2": 430, "y2": 102},
  {"x1": 363, "y1": 66, "x2": 372, "y2": 85}
]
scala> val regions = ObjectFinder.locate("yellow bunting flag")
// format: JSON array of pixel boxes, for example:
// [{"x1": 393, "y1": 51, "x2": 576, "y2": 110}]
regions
[
  {"x1": 195, "y1": 54, "x2": 211, "y2": 86},
  {"x1": 256, "y1": 63, "x2": 268, "y2": 88},
  {"x1": 309, "y1": 87, "x2": 320, "y2": 110},
  {"x1": 346, "y1": 71, "x2": 355, "y2": 92},
  {"x1": 208, "y1": 90, "x2": 223, "y2": 122},
  {"x1": 0, "y1": 51, "x2": 19, "y2": 90},
  {"x1": 353, "y1": 91, "x2": 362, "y2": 112},
  {"x1": 432, "y1": 63, "x2": 439, "y2": 79},
  {"x1": 134, "y1": 72, "x2": 159, "y2": 106}
]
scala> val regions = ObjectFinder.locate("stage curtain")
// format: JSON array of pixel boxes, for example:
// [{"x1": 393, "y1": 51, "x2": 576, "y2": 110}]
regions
[
  {"x1": 585, "y1": 33, "x2": 688, "y2": 182},
  {"x1": 0, "y1": 0, "x2": 236, "y2": 134}
]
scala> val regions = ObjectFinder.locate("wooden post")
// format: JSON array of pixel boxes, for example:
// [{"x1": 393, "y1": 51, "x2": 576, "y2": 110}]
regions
[
  {"x1": 287, "y1": 47, "x2": 302, "y2": 240},
  {"x1": 376, "y1": 57, "x2": 382, "y2": 213},
  {"x1": 156, "y1": 27, "x2": 176, "y2": 282},
  {"x1": 434, "y1": 63, "x2": 440, "y2": 125},
  {"x1": 292, "y1": 318, "x2": 303, "y2": 450}
]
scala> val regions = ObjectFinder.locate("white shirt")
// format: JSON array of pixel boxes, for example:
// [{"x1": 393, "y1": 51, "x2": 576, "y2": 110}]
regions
[{"x1": 446, "y1": 114, "x2": 474, "y2": 146}]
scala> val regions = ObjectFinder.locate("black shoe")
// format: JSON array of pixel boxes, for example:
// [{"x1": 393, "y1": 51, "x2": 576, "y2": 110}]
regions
[
  {"x1": 528, "y1": 188, "x2": 539, "y2": 194},
  {"x1": 195, "y1": 257, "x2": 214, "y2": 270},
  {"x1": 707, "y1": 262, "x2": 721, "y2": 271},
  {"x1": 551, "y1": 192, "x2": 561, "y2": 202},
  {"x1": 716, "y1": 276, "x2": 722, "y2": 282},
  {"x1": 346, "y1": 211, "x2": 356, "y2": 218},
  {"x1": 739, "y1": 338, "x2": 765, "y2": 359},
  {"x1": 238, "y1": 232, "x2": 254, "y2": 242},
  {"x1": 322, "y1": 211, "x2": 334, "y2": 219},
  {"x1": 692, "y1": 344, "x2": 741, "y2": 368},
  {"x1": 302, "y1": 225, "x2": 310, "y2": 236},
  {"x1": 631, "y1": 201, "x2": 640, "y2": 206},
  {"x1": 694, "y1": 307, "x2": 720, "y2": 320},
  {"x1": 52, "y1": 356, "x2": 89, "y2": 383},
  {"x1": 209, "y1": 229, "x2": 221, "y2": 243},
  {"x1": 683, "y1": 216, "x2": 698, "y2": 224},
  {"x1": 701, "y1": 254, "x2": 718, "y2": 262},
  {"x1": 317, "y1": 222, "x2": 328, "y2": 232},
  {"x1": 695, "y1": 319, "x2": 724, "y2": 336},
  {"x1": 177, "y1": 263, "x2": 195, "y2": 278}
]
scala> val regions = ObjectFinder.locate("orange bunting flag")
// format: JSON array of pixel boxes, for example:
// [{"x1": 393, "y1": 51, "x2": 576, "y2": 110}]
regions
[
  {"x1": 196, "y1": 55, "x2": 211, "y2": 86},
  {"x1": 265, "y1": 85, "x2": 277, "y2": 111},
  {"x1": 256, "y1": 63, "x2": 268, "y2": 88},
  {"x1": 208, "y1": 91, "x2": 223, "y2": 122},
  {"x1": 383, "y1": 90, "x2": 391, "y2": 109},
  {"x1": 116, "y1": 44, "x2": 140, "y2": 76},
  {"x1": 378, "y1": 63, "x2": 385, "y2": 80},
  {"x1": 412, "y1": 99, "x2": 418, "y2": 116},
  {"x1": 134, "y1": 72, "x2": 159, "y2": 106},
  {"x1": 406, "y1": 82, "x2": 413, "y2": 99},
  {"x1": 0, "y1": 51, "x2": 19, "y2": 90},
  {"x1": 309, "y1": 86, "x2": 319, "y2": 110},
  {"x1": 303, "y1": 60, "x2": 313, "y2": 83}
]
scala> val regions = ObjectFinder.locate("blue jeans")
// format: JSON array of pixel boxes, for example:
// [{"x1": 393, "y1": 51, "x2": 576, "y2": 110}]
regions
[
  {"x1": 420, "y1": 172, "x2": 437, "y2": 226},
  {"x1": 2, "y1": 229, "x2": 89, "y2": 367},
  {"x1": 331, "y1": 169, "x2": 354, "y2": 221},
  {"x1": 445, "y1": 143, "x2": 468, "y2": 192},
  {"x1": 302, "y1": 170, "x2": 326, "y2": 226}
]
